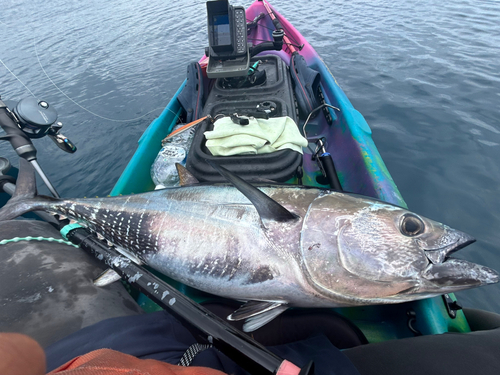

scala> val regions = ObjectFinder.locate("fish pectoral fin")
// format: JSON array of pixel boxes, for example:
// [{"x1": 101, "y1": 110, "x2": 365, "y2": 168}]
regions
[
  {"x1": 93, "y1": 268, "x2": 121, "y2": 286},
  {"x1": 206, "y1": 160, "x2": 299, "y2": 223},
  {"x1": 227, "y1": 301, "x2": 288, "y2": 332},
  {"x1": 243, "y1": 305, "x2": 288, "y2": 332},
  {"x1": 175, "y1": 163, "x2": 200, "y2": 186},
  {"x1": 227, "y1": 301, "x2": 283, "y2": 320}
]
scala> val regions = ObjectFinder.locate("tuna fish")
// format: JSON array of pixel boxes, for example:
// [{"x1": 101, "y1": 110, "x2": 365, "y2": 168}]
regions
[{"x1": 1, "y1": 159, "x2": 498, "y2": 331}]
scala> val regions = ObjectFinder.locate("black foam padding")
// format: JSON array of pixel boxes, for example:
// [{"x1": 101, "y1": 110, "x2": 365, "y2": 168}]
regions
[
  {"x1": 344, "y1": 326, "x2": 500, "y2": 375},
  {"x1": 202, "y1": 300, "x2": 368, "y2": 349}
]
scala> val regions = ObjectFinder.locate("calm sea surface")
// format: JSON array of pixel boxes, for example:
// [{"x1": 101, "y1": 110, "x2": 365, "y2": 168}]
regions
[{"x1": 1, "y1": 0, "x2": 500, "y2": 313}]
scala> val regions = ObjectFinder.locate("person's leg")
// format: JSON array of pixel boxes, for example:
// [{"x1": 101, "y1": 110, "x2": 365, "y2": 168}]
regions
[
  {"x1": 46, "y1": 309, "x2": 362, "y2": 375},
  {"x1": 0, "y1": 220, "x2": 143, "y2": 347}
]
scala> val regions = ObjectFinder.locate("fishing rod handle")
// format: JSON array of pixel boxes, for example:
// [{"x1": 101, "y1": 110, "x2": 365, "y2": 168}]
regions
[
  {"x1": 0, "y1": 99, "x2": 37, "y2": 161},
  {"x1": 319, "y1": 153, "x2": 342, "y2": 191},
  {"x1": 66, "y1": 228, "x2": 311, "y2": 375}
]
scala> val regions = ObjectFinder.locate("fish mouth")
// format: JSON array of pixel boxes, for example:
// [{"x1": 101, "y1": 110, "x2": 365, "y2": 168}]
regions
[
  {"x1": 422, "y1": 258, "x2": 499, "y2": 291},
  {"x1": 419, "y1": 230, "x2": 499, "y2": 291},
  {"x1": 422, "y1": 234, "x2": 476, "y2": 265},
  {"x1": 420, "y1": 232, "x2": 499, "y2": 290}
]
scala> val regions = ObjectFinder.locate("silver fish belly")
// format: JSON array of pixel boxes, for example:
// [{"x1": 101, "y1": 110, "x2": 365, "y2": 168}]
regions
[{"x1": 60, "y1": 186, "x2": 321, "y2": 305}]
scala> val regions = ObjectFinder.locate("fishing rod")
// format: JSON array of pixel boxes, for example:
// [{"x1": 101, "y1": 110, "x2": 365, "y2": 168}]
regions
[
  {"x1": 260, "y1": 0, "x2": 298, "y2": 54},
  {"x1": 0, "y1": 93, "x2": 314, "y2": 375},
  {"x1": 65, "y1": 226, "x2": 313, "y2": 375}
]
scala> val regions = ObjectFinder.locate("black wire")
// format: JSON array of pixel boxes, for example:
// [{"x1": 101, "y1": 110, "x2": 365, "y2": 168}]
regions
[
  {"x1": 247, "y1": 15, "x2": 299, "y2": 53},
  {"x1": 246, "y1": 12, "x2": 301, "y2": 50},
  {"x1": 246, "y1": 18, "x2": 275, "y2": 34},
  {"x1": 247, "y1": 38, "x2": 303, "y2": 50}
]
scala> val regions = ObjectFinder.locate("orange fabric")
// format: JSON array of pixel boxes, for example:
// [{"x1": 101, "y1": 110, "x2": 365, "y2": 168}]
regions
[{"x1": 47, "y1": 348, "x2": 227, "y2": 375}]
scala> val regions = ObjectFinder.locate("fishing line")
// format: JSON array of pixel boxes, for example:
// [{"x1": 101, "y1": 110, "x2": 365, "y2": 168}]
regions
[
  {"x1": 32, "y1": 35, "x2": 171, "y2": 122},
  {"x1": 0, "y1": 57, "x2": 39, "y2": 100},
  {"x1": 259, "y1": 2, "x2": 302, "y2": 49},
  {"x1": 278, "y1": 21, "x2": 300, "y2": 47},
  {"x1": 267, "y1": 9, "x2": 301, "y2": 47},
  {"x1": 246, "y1": 17, "x2": 276, "y2": 33},
  {"x1": 0, "y1": 19, "x2": 39, "y2": 100},
  {"x1": 246, "y1": 15, "x2": 300, "y2": 46},
  {"x1": 0, "y1": 18, "x2": 175, "y2": 123}
]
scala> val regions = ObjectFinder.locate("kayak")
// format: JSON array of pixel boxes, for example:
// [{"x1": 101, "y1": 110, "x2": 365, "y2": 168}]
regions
[
  {"x1": 109, "y1": 0, "x2": 472, "y2": 342},
  {"x1": 1, "y1": 2, "x2": 500, "y2": 373}
]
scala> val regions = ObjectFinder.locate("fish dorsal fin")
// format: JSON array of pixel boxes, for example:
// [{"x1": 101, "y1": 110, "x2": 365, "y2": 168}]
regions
[
  {"x1": 11, "y1": 158, "x2": 37, "y2": 202},
  {"x1": 227, "y1": 301, "x2": 288, "y2": 332},
  {"x1": 175, "y1": 163, "x2": 200, "y2": 186},
  {"x1": 207, "y1": 161, "x2": 298, "y2": 223}
]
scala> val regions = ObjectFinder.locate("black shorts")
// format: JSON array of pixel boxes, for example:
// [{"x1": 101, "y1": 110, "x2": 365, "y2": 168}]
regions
[{"x1": 45, "y1": 310, "x2": 361, "y2": 375}]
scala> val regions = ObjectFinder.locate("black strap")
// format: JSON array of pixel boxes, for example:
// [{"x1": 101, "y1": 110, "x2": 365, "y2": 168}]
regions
[
  {"x1": 178, "y1": 343, "x2": 213, "y2": 366},
  {"x1": 177, "y1": 62, "x2": 205, "y2": 123}
]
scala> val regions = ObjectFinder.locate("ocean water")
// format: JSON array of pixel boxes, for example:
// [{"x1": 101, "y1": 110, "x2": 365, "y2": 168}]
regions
[{"x1": 1, "y1": 0, "x2": 499, "y2": 313}]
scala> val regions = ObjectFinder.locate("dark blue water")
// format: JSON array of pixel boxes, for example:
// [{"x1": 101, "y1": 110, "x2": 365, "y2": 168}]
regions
[{"x1": 2, "y1": 0, "x2": 500, "y2": 313}]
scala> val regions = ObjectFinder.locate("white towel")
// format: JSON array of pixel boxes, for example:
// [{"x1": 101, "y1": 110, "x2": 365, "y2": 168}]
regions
[{"x1": 204, "y1": 116, "x2": 308, "y2": 156}]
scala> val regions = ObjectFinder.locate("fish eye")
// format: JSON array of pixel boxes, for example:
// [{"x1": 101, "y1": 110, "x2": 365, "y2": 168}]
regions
[{"x1": 400, "y1": 214, "x2": 425, "y2": 236}]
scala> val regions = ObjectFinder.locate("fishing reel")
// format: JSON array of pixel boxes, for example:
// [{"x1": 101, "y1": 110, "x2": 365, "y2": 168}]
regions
[{"x1": 7, "y1": 97, "x2": 76, "y2": 153}]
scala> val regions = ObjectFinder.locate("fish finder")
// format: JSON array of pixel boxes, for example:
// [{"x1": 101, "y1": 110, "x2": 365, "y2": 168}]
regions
[{"x1": 206, "y1": 0, "x2": 250, "y2": 78}]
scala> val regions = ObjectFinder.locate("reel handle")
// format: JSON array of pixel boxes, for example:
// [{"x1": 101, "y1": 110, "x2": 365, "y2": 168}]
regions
[
  {"x1": 48, "y1": 133, "x2": 77, "y2": 153},
  {"x1": 48, "y1": 123, "x2": 77, "y2": 153}
]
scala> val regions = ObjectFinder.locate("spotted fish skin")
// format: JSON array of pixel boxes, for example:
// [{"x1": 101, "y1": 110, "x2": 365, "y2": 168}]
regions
[
  {"x1": 48, "y1": 186, "x2": 322, "y2": 306},
  {"x1": 1, "y1": 159, "x2": 498, "y2": 312}
]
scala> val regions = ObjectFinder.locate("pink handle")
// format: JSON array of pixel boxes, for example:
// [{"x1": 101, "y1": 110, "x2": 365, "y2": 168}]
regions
[{"x1": 276, "y1": 360, "x2": 301, "y2": 375}]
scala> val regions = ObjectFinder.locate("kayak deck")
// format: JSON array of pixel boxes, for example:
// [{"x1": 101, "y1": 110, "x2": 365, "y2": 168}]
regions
[{"x1": 110, "y1": 0, "x2": 470, "y2": 342}]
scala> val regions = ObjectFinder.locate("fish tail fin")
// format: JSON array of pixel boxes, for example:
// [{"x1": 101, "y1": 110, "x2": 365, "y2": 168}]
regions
[{"x1": 0, "y1": 158, "x2": 58, "y2": 221}]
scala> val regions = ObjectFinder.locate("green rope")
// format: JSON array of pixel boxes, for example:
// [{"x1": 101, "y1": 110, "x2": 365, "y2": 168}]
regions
[
  {"x1": 0, "y1": 236, "x2": 79, "y2": 248},
  {"x1": 0, "y1": 222, "x2": 85, "y2": 248}
]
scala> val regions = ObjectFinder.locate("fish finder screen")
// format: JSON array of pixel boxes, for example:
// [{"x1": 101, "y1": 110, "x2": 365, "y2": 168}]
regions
[{"x1": 213, "y1": 14, "x2": 231, "y2": 46}]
